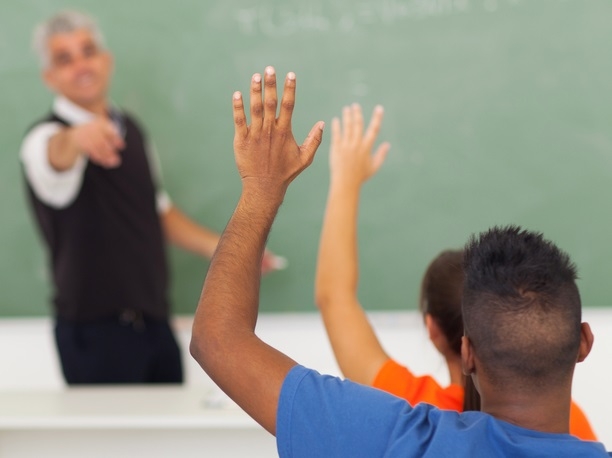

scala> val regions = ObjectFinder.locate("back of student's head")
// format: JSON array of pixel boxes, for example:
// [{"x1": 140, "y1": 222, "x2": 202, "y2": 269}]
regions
[
  {"x1": 420, "y1": 249, "x2": 481, "y2": 411},
  {"x1": 33, "y1": 10, "x2": 105, "y2": 68},
  {"x1": 419, "y1": 249, "x2": 464, "y2": 356},
  {"x1": 462, "y1": 225, "x2": 582, "y2": 392}
]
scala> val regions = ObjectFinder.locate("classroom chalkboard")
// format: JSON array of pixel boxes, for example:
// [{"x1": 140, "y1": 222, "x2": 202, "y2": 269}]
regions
[{"x1": 2, "y1": 0, "x2": 612, "y2": 317}]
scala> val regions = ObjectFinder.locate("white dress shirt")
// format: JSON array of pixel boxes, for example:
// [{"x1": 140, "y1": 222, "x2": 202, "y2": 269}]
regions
[{"x1": 20, "y1": 96, "x2": 171, "y2": 212}]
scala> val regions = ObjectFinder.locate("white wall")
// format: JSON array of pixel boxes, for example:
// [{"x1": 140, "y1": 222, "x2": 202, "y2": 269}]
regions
[{"x1": 0, "y1": 309, "x2": 610, "y2": 446}]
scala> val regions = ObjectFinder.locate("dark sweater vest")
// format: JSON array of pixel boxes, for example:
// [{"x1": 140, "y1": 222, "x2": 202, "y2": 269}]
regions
[{"x1": 25, "y1": 112, "x2": 170, "y2": 322}]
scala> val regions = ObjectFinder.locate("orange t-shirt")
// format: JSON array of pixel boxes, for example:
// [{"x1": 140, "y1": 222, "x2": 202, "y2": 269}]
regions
[{"x1": 372, "y1": 359, "x2": 597, "y2": 441}]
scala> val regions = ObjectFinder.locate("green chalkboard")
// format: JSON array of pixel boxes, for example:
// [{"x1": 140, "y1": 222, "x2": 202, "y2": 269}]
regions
[{"x1": 2, "y1": 0, "x2": 612, "y2": 317}]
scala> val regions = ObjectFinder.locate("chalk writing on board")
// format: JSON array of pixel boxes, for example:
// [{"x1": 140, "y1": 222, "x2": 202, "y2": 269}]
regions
[{"x1": 234, "y1": 0, "x2": 527, "y2": 36}]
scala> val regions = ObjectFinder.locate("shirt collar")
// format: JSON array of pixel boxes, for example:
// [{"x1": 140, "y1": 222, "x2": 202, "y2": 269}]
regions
[
  {"x1": 53, "y1": 96, "x2": 125, "y2": 136},
  {"x1": 53, "y1": 95, "x2": 123, "y2": 122},
  {"x1": 53, "y1": 96, "x2": 96, "y2": 125}
]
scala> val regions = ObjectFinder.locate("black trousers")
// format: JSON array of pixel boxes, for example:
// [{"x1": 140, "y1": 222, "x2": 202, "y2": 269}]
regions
[{"x1": 54, "y1": 313, "x2": 183, "y2": 384}]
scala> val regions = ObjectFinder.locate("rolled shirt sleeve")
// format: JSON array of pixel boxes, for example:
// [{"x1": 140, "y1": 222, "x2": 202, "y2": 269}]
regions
[
  {"x1": 145, "y1": 141, "x2": 173, "y2": 214},
  {"x1": 20, "y1": 121, "x2": 172, "y2": 214},
  {"x1": 20, "y1": 122, "x2": 87, "y2": 209}
]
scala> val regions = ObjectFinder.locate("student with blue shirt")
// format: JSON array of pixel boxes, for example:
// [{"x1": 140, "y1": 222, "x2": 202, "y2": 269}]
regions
[{"x1": 189, "y1": 67, "x2": 610, "y2": 456}]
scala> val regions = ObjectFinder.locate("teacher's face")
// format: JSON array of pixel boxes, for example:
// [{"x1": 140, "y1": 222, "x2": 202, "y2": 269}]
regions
[{"x1": 43, "y1": 28, "x2": 113, "y2": 110}]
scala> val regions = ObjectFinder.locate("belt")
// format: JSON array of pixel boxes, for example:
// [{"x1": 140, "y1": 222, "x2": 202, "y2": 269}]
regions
[{"x1": 118, "y1": 309, "x2": 147, "y2": 332}]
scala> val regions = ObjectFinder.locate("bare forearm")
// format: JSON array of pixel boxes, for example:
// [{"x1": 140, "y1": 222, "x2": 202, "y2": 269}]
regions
[
  {"x1": 314, "y1": 105, "x2": 391, "y2": 384},
  {"x1": 200, "y1": 188, "x2": 279, "y2": 329},
  {"x1": 315, "y1": 179, "x2": 362, "y2": 306},
  {"x1": 162, "y1": 206, "x2": 220, "y2": 258},
  {"x1": 190, "y1": 187, "x2": 295, "y2": 433},
  {"x1": 190, "y1": 67, "x2": 323, "y2": 436},
  {"x1": 315, "y1": 180, "x2": 390, "y2": 383},
  {"x1": 48, "y1": 129, "x2": 82, "y2": 171},
  {"x1": 316, "y1": 104, "x2": 388, "y2": 307}
]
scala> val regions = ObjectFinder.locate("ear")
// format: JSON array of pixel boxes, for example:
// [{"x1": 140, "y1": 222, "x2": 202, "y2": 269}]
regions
[
  {"x1": 42, "y1": 68, "x2": 56, "y2": 92},
  {"x1": 424, "y1": 314, "x2": 439, "y2": 341},
  {"x1": 461, "y1": 335, "x2": 475, "y2": 376},
  {"x1": 577, "y1": 322, "x2": 594, "y2": 363},
  {"x1": 103, "y1": 50, "x2": 114, "y2": 73},
  {"x1": 425, "y1": 314, "x2": 448, "y2": 355}
]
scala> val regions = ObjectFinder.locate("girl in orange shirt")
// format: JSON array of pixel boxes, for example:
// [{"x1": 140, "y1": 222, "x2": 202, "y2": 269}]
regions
[{"x1": 315, "y1": 104, "x2": 597, "y2": 440}]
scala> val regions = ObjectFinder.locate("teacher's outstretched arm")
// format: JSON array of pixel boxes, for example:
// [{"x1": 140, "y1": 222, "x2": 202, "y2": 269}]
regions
[{"x1": 190, "y1": 66, "x2": 324, "y2": 435}]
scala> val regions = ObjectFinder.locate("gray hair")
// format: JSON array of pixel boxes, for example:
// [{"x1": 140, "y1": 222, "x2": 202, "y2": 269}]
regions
[{"x1": 32, "y1": 10, "x2": 106, "y2": 68}]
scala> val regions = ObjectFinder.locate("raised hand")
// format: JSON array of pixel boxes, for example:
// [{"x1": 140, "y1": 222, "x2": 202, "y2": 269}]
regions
[
  {"x1": 330, "y1": 104, "x2": 390, "y2": 188},
  {"x1": 191, "y1": 68, "x2": 324, "y2": 435},
  {"x1": 314, "y1": 103, "x2": 391, "y2": 386},
  {"x1": 232, "y1": 66, "x2": 324, "y2": 198}
]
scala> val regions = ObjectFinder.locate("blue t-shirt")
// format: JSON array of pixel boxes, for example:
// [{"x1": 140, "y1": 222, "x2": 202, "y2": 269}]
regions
[{"x1": 277, "y1": 365, "x2": 610, "y2": 457}]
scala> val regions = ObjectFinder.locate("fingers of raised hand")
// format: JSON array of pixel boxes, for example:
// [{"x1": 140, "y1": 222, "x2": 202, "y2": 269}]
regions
[
  {"x1": 300, "y1": 121, "x2": 325, "y2": 168},
  {"x1": 249, "y1": 73, "x2": 263, "y2": 134},
  {"x1": 364, "y1": 105, "x2": 385, "y2": 150},
  {"x1": 277, "y1": 72, "x2": 296, "y2": 132},
  {"x1": 351, "y1": 103, "x2": 364, "y2": 141},
  {"x1": 365, "y1": 106, "x2": 389, "y2": 176},
  {"x1": 233, "y1": 91, "x2": 248, "y2": 139},
  {"x1": 339, "y1": 104, "x2": 363, "y2": 144},
  {"x1": 330, "y1": 104, "x2": 388, "y2": 180},
  {"x1": 341, "y1": 105, "x2": 353, "y2": 143},
  {"x1": 233, "y1": 68, "x2": 322, "y2": 184},
  {"x1": 262, "y1": 66, "x2": 278, "y2": 131},
  {"x1": 330, "y1": 117, "x2": 341, "y2": 152},
  {"x1": 370, "y1": 141, "x2": 391, "y2": 175},
  {"x1": 238, "y1": 69, "x2": 294, "y2": 140}
]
